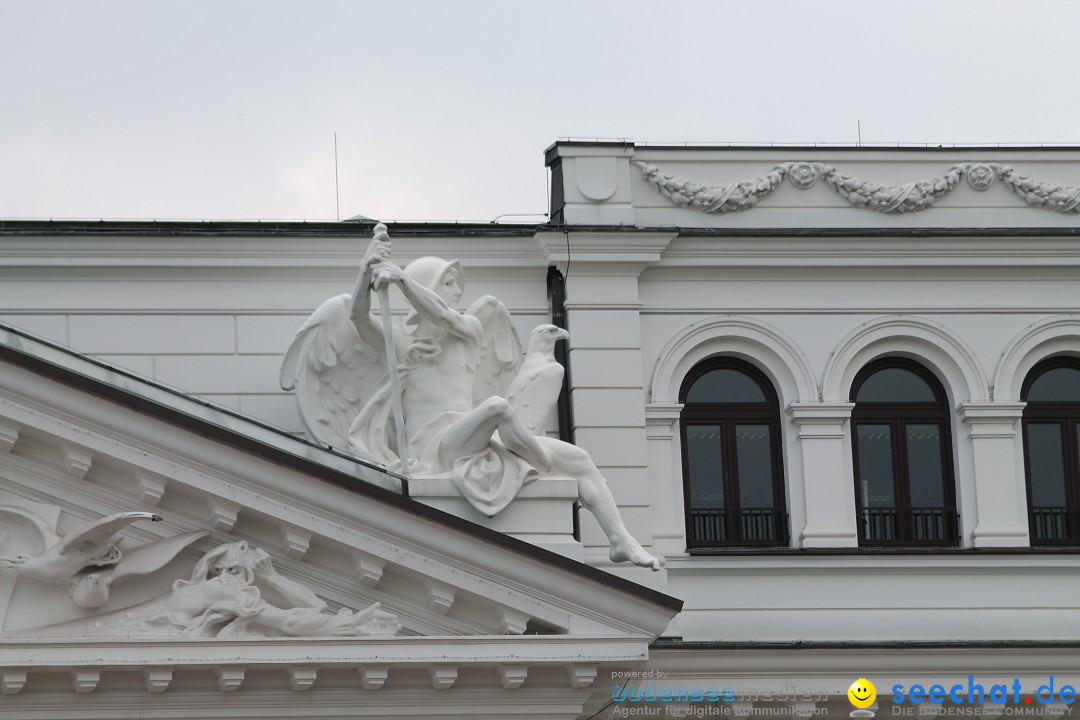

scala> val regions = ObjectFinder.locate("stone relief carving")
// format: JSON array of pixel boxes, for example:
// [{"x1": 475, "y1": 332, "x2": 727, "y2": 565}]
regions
[
  {"x1": 636, "y1": 160, "x2": 787, "y2": 213},
  {"x1": 281, "y1": 225, "x2": 661, "y2": 570},
  {"x1": 816, "y1": 162, "x2": 962, "y2": 213},
  {"x1": 133, "y1": 541, "x2": 401, "y2": 638},
  {"x1": 997, "y1": 165, "x2": 1080, "y2": 212},
  {"x1": 965, "y1": 163, "x2": 996, "y2": 191},
  {"x1": 1, "y1": 506, "x2": 400, "y2": 638},
  {"x1": 635, "y1": 160, "x2": 1080, "y2": 214},
  {"x1": 0, "y1": 505, "x2": 205, "y2": 608}
]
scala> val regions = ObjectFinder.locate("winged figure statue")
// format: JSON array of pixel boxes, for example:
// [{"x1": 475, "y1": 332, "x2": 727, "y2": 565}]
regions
[
  {"x1": 0, "y1": 505, "x2": 207, "y2": 608},
  {"x1": 281, "y1": 225, "x2": 661, "y2": 570}
]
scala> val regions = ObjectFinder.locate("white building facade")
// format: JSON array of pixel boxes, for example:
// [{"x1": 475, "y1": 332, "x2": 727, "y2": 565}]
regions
[{"x1": 1, "y1": 143, "x2": 1080, "y2": 717}]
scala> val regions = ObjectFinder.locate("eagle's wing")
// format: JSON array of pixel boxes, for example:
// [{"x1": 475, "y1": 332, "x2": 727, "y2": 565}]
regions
[
  {"x1": 100, "y1": 530, "x2": 208, "y2": 585},
  {"x1": 0, "y1": 505, "x2": 60, "y2": 552},
  {"x1": 507, "y1": 361, "x2": 564, "y2": 437},
  {"x1": 280, "y1": 294, "x2": 385, "y2": 449},
  {"x1": 58, "y1": 511, "x2": 160, "y2": 556},
  {"x1": 465, "y1": 295, "x2": 523, "y2": 405}
]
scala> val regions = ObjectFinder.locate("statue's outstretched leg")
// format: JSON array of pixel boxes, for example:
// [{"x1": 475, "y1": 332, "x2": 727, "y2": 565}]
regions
[
  {"x1": 436, "y1": 401, "x2": 660, "y2": 571},
  {"x1": 538, "y1": 438, "x2": 662, "y2": 571}
]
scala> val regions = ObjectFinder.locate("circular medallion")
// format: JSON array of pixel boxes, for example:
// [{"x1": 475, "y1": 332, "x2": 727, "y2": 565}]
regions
[
  {"x1": 788, "y1": 162, "x2": 818, "y2": 190},
  {"x1": 966, "y1": 163, "x2": 996, "y2": 191}
]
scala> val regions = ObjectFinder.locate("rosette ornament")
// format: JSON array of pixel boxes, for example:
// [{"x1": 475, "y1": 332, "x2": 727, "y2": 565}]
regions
[{"x1": 966, "y1": 163, "x2": 996, "y2": 191}]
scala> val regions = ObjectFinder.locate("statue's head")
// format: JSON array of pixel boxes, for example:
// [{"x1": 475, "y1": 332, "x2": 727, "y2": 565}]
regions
[
  {"x1": 403, "y1": 256, "x2": 464, "y2": 323},
  {"x1": 191, "y1": 541, "x2": 254, "y2": 585}
]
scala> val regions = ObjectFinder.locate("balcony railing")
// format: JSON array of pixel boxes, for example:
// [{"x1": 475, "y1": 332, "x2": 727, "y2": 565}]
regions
[
  {"x1": 1030, "y1": 506, "x2": 1080, "y2": 545},
  {"x1": 688, "y1": 507, "x2": 787, "y2": 547},
  {"x1": 857, "y1": 506, "x2": 958, "y2": 546}
]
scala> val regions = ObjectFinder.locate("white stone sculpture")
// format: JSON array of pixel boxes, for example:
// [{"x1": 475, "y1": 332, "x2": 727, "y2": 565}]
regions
[
  {"x1": 636, "y1": 160, "x2": 1080, "y2": 214},
  {"x1": 282, "y1": 225, "x2": 661, "y2": 570},
  {"x1": 0, "y1": 505, "x2": 206, "y2": 608},
  {"x1": 15, "y1": 540, "x2": 401, "y2": 639},
  {"x1": 506, "y1": 325, "x2": 571, "y2": 437},
  {"x1": 142, "y1": 541, "x2": 401, "y2": 637}
]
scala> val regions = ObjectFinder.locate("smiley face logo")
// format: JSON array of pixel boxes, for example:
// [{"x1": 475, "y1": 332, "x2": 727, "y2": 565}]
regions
[{"x1": 848, "y1": 678, "x2": 877, "y2": 709}]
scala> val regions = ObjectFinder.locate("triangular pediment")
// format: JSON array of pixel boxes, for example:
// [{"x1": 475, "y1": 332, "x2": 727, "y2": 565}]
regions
[{"x1": 0, "y1": 324, "x2": 679, "y2": 717}]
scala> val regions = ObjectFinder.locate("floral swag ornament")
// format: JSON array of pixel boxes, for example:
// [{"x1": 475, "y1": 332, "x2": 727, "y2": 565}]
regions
[{"x1": 635, "y1": 161, "x2": 1080, "y2": 214}]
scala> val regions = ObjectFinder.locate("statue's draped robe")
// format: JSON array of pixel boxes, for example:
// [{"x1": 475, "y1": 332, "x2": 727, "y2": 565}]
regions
[{"x1": 349, "y1": 364, "x2": 537, "y2": 517}]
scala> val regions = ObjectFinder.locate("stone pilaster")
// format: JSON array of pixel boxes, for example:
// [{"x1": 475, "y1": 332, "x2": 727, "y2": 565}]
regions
[
  {"x1": 786, "y1": 402, "x2": 859, "y2": 548},
  {"x1": 958, "y1": 402, "x2": 1029, "y2": 547}
]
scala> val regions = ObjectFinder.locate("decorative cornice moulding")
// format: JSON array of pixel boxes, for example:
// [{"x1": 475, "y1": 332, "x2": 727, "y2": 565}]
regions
[{"x1": 635, "y1": 161, "x2": 1080, "y2": 214}]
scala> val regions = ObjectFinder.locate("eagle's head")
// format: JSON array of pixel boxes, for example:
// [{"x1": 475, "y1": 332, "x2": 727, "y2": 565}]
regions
[{"x1": 527, "y1": 324, "x2": 570, "y2": 353}]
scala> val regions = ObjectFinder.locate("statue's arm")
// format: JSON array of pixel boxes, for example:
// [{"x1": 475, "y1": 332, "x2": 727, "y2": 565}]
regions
[
  {"x1": 349, "y1": 235, "x2": 395, "y2": 352},
  {"x1": 393, "y1": 273, "x2": 482, "y2": 344}
]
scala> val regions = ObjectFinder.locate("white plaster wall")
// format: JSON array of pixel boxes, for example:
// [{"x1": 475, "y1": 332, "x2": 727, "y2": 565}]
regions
[{"x1": 0, "y1": 234, "x2": 552, "y2": 436}]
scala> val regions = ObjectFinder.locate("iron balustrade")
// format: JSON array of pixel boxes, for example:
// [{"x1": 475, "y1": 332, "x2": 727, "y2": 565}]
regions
[
  {"x1": 1029, "y1": 506, "x2": 1080, "y2": 545},
  {"x1": 857, "y1": 506, "x2": 958, "y2": 546},
  {"x1": 688, "y1": 507, "x2": 787, "y2": 547}
]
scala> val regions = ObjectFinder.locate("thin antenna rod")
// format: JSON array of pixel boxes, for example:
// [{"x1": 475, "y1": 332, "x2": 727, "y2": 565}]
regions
[
  {"x1": 333, "y1": 132, "x2": 341, "y2": 222},
  {"x1": 857, "y1": 120, "x2": 862, "y2": 147}
]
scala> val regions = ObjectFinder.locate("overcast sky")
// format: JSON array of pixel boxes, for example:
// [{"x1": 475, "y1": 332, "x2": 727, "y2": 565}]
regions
[{"x1": 1, "y1": 0, "x2": 1077, "y2": 222}]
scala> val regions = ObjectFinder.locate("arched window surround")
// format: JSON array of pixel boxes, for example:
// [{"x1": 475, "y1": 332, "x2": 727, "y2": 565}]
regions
[
  {"x1": 679, "y1": 357, "x2": 788, "y2": 548},
  {"x1": 1021, "y1": 357, "x2": 1080, "y2": 546},
  {"x1": 850, "y1": 358, "x2": 959, "y2": 547}
]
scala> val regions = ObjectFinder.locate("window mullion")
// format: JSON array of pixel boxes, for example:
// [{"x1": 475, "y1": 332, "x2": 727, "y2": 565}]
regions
[
  {"x1": 722, "y1": 420, "x2": 740, "y2": 543},
  {"x1": 894, "y1": 419, "x2": 913, "y2": 543},
  {"x1": 1065, "y1": 419, "x2": 1080, "y2": 542}
]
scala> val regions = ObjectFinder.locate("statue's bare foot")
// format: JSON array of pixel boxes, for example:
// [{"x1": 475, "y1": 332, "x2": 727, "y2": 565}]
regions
[{"x1": 609, "y1": 537, "x2": 663, "y2": 571}]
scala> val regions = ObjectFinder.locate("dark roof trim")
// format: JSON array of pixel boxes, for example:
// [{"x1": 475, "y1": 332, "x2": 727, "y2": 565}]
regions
[
  {"x1": 651, "y1": 639, "x2": 1080, "y2": 650},
  {"x1": 0, "y1": 326, "x2": 682, "y2": 613},
  {"x1": 546, "y1": 139, "x2": 1080, "y2": 163},
  {"x1": 1, "y1": 220, "x2": 1079, "y2": 239},
  {"x1": 689, "y1": 546, "x2": 1080, "y2": 556},
  {"x1": 0, "y1": 220, "x2": 537, "y2": 238}
]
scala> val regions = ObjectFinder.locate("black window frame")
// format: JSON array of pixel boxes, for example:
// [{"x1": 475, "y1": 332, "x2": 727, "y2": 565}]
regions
[
  {"x1": 1022, "y1": 357, "x2": 1080, "y2": 547},
  {"x1": 850, "y1": 358, "x2": 959, "y2": 547},
  {"x1": 679, "y1": 358, "x2": 789, "y2": 549}
]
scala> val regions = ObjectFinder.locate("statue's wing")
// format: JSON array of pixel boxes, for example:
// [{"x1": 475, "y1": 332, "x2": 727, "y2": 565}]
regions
[
  {"x1": 97, "y1": 530, "x2": 208, "y2": 585},
  {"x1": 0, "y1": 505, "x2": 60, "y2": 552},
  {"x1": 58, "y1": 511, "x2": 161, "y2": 556},
  {"x1": 280, "y1": 294, "x2": 385, "y2": 449},
  {"x1": 465, "y1": 295, "x2": 523, "y2": 405}
]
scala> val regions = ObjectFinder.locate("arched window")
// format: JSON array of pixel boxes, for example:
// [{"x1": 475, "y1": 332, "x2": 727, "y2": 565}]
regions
[
  {"x1": 851, "y1": 359, "x2": 958, "y2": 547},
  {"x1": 1022, "y1": 358, "x2": 1080, "y2": 546},
  {"x1": 679, "y1": 358, "x2": 787, "y2": 548}
]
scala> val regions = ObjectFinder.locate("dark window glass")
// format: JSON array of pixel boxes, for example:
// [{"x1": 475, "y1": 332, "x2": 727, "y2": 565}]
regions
[
  {"x1": 680, "y1": 359, "x2": 787, "y2": 548},
  {"x1": 686, "y1": 368, "x2": 768, "y2": 403},
  {"x1": 686, "y1": 424, "x2": 724, "y2": 508},
  {"x1": 1022, "y1": 359, "x2": 1080, "y2": 545},
  {"x1": 856, "y1": 424, "x2": 895, "y2": 507},
  {"x1": 855, "y1": 367, "x2": 937, "y2": 402},
  {"x1": 906, "y1": 424, "x2": 945, "y2": 506},
  {"x1": 736, "y1": 425, "x2": 773, "y2": 508},
  {"x1": 851, "y1": 359, "x2": 957, "y2": 547},
  {"x1": 1026, "y1": 366, "x2": 1080, "y2": 402},
  {"x1": 1026, "y1": 424, "x2": 1067, "y2": 506}
]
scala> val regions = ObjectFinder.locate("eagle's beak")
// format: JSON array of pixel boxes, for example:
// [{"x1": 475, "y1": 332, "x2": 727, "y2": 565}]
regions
[{"x1": 555, "y1": 328, "x2": 570, "y2": 341}]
